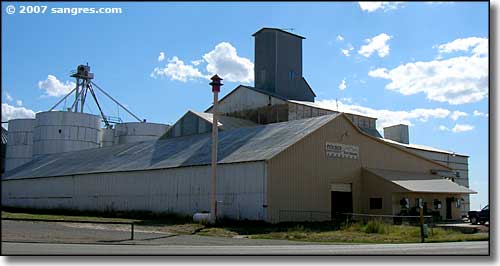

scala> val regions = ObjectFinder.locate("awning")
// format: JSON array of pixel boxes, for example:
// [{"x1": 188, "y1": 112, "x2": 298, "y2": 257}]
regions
[{"x1": 366, "y1": 168, "x2": 476, "y2": 194}]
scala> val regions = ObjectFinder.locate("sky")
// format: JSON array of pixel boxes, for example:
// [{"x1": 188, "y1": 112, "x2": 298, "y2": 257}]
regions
[{"x1": 1, "y1": 2, "x2": 489, "y2": 210}]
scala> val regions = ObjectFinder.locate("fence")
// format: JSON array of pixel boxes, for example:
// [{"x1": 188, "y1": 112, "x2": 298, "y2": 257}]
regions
[
  {"x1": 2, "y1": 218, "x2": 136, "y2": 243},
  {"x1": 278, "y1": 210, "x2": 434, "y2": 242}
]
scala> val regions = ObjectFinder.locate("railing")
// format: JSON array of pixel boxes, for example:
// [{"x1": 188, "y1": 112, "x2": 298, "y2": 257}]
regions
[{"x1": 2, "y1": 217, "x2": 136, "y2": 241}]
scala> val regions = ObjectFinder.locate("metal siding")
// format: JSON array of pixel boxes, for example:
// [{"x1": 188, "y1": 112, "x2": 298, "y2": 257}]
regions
[
  {"x1": 214, "y1": 86, "x2": 286, "y2": 114},
  {"x1": 266, "y1": 115, "x2": 450, "y2": 223},
  {"x1": 406, "y1": 146, "x2": 470, "y2": 215},
  {"x1": 114, "y1": 122, "x2": 169, "y2": 144},
  {"x1": 5, "y1": 119, "x2": 35, "y2": 171},
  {"x1": 2, "y1": 162, "x2": 266, "y2": 221},
  {"x1": 33, "y1": 111, "x2": 101, "y2": 156}
]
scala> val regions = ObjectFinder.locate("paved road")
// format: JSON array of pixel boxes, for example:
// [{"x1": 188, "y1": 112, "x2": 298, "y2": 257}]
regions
[{"x1": 2, "y1": 241, "x2": 489, "y2": 255}]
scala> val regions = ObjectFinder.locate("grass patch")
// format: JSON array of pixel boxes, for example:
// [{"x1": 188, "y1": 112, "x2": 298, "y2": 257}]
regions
[
  {"x1": 196, "y1": 219, "x2": 488, "y2": 244},
  {"x1": 247, "y1": 222, "x2": 489, "y2": 244},
  {"x1": 2, "y1": 207, "x2": 192, "y2": 224}
]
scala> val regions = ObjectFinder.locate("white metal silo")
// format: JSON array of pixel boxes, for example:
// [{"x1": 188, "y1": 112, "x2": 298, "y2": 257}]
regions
[
  {"x1": 100, "y1": 127, "x2": 115, "y2": 147},
  {"x1": 33, "y1": 111, "x2": 101, "y2": 156},
  {"x1": 5, "y1": 118, "x2": 35, "y2": 171},
  {"x1": 114, "y1": 122, "x2": 169, "y2": 144}
]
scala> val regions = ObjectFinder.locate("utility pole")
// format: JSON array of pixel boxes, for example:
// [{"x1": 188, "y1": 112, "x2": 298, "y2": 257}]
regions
[{"x1": 209, "y1": 74, "x2": 223, "y2": 224}]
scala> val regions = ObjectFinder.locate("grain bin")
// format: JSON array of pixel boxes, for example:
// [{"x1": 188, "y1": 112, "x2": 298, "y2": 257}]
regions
[
  {"x1": 99, "y1": 127, "x2": 115, "y2": 147},
  {"x1": 114, "y1": 122, "x2": 169, "y2": 144},
  {"x1": 33, "y1": 111, "x2": 101, "y2": 156},
  {"x1": 5, "y1": 118, "x2": 35, "y2": 171}
]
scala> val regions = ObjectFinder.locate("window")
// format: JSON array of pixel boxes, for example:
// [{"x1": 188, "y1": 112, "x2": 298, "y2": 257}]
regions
[
  {"x1": 289, "y1": 70, "x2": 295, "y2": 80},
  {"x1": 370, "y1": 198, "x2": 382, "y2": 209}
]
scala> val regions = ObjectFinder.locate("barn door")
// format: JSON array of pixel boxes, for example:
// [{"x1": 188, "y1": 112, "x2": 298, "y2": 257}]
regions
[{"x1": 331, "y1": 183, "x2": 353, "y2": 222}]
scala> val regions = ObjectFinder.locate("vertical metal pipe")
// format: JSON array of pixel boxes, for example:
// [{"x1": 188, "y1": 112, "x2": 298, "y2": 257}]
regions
[
  {"x1": 131, "y1": 223, "x2": 134, "y2": 240},
  {"x1": 420, "y1": 207, "x2": 424, "y2": 243},
  {"x1": 74, "y1": 79, "x2": 80, "y2": 112},
  {"x1": 211, "y1": 91, "x2": 219, "y2": 223}
]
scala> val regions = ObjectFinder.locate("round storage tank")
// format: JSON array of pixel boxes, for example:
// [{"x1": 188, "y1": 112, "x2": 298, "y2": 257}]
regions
[
  {"x1": 5, "y1": 118, "x2": 35, "y2": 171},
  {"x1": 33, "y1": 111, "x2": 101, "y2": 156},
  {"x1": 114, "y1": 122, "x2": 169, "y2": 144},
  {"x1": 100, "y1": 127, "x2": 115, "y2": 147}
]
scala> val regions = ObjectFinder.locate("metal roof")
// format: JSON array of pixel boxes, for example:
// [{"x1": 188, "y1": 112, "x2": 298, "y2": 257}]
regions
[
  {"x1": 3, "y1": 114, "x2": 340, "y2": 180},
  {"x1": 359, "y1": 127, "x2": 382, "y2": 138},
  {"x1": 252, "y1": 28, "x2": 306, "y2": 39},
  {"x1": 366, "y1": 168, "x2": 476, "y2": 194},
  {"x1": 380, "y1": 138, "x2": 467, "y2": 157},
  {"x1": 191, "y1": 111, "x2": 258, "y2": 130}
]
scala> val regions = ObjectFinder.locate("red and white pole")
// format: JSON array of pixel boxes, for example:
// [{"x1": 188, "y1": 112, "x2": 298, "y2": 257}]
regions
[{"x1": 209, "y1": 74, "x2": 223, "y2": 224}]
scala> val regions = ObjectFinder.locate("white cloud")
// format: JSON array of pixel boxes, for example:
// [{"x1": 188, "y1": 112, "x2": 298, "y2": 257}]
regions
[
  {"x1": 151, "y1": 42, "x2": 254, "y2": 84},
  {"x1": 438, "y1": 125, "x2": 449, "y2": 131},
  {"x1": 341, "y1": 44, "x2": 354, "y2": 57},
  {"x1": 38, "y1": 75, "x2": 76, "y2": 97},
  {"x1": 369, "y1": 37, "x2": 488, "y2": 105},
  {"x1": 158, "y1": 52, "x2": 165, "y2": 62},
  {"x1": 5, "y1": 92, "x2": 13, "y2": 102},
  {"x1": 473, "y1": 110, "x2": 488, "y2": 117},
  {"x1": 452, "y1": 124, "x2": 474, "y2": 133},
  {"x1": 151, "y1": 56, "x2": 207, "y2": 82},
  {"x1": 15, "y1": 100, "x2": 22, "y2": 107},
  {"x1": 1, "y1": 103, "x2": 36, "y2": 123},
  {"x1": 437, "y1": 37, "x2": 487, "y2": 57},
  {"x1": 202, "y1": 42, "x2": 254, "y2": 83},
  {"x1": 315, "y1": 99, "x2": 451, "y2": 131},
  {"x1": 338, "y1": 79, "x2": 347, "y2": 90},
  {"x1": 191, "y1": 59, "x2": 203, "y2": 66},
  {"x1": 450, "y1": 110, "x2": 468, "y2": 121},
  {"x1": 336, "y1": 35, "x2": 344, "y2": 41},
  {"x1": 368, "y1": 68, "x2": 390, "y2": 79},
  {"x1": 358, "y1": 33, "x2": 392, "y2": 58},
  {"x1": 358, "y1": 2, "x2": 403, "y2": 12}
]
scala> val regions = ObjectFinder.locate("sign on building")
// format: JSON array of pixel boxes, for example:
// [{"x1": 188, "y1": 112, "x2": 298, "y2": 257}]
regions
[{"x1": 325, "y1": 142, "x2": 359, "y2": 160}]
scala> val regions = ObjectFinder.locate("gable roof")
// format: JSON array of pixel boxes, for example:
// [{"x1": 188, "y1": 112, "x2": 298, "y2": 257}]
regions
[
  {"x1": 252, "y1": 28, "x2": 306, "y2": 39},
  {"x1": 3, "y1": 114, "x2": 340, "y2": 180},
  {"x1": 338, "y1": 115, "x2": 453, "y2": 171},
  {"x1": 190, "y1": 111, "x2": 258, "y2": 130},
  {"x1": 205, "y1": 85, "x2": 288, "y2": 112}
]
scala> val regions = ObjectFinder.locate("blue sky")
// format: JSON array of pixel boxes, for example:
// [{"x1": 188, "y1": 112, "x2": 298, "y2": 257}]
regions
[{"x1": 1, "y1": 2, "x2": 489, "y2": 210}]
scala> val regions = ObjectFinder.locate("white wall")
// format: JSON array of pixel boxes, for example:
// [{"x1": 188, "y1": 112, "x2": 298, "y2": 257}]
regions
[
  {"x1": 2, "y1": 161, "x2": 267, "y2": 221},
  {"x1": 208, "y1": 86, "x2": 286, "y2": 114}
]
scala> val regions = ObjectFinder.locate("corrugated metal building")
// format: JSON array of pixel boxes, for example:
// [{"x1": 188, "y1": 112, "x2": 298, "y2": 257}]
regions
[{"x1": 2, "y1": 114, "x2": 474, "y2": 222}]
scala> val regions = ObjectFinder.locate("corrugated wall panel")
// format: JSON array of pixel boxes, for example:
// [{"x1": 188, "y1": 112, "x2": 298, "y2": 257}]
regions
[
  {"x1": 266, "y1": 115, "x2": 450, "y2": 223},
  {"x1": 2, "y1": 162, "x2": 267, "y2": 221}
]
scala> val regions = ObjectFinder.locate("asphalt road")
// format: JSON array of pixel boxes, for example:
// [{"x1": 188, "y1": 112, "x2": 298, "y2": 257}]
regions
[
  {"x1": 1, "y1": 241, "x2": 489, "y2": 255},
  {"x1": 1, "y1": 220, "x2": 489, "y2": 255}
]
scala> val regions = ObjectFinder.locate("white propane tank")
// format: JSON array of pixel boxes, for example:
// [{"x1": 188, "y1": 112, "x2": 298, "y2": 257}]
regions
[{"x1": 193, "y1": 213, "x2": 211, "y2": 224}]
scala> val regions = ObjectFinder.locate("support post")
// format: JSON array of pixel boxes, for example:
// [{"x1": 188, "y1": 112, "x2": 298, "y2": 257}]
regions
[
  {"x1": 209, "y1": 75, "x2": 223, "y2": 224},
  {"x1": 131, "y1": 223, "x2": 134, "y2": 240},
  {"x1": 420, "y1": 207, "x2": 425, "y2": 243},
  {"x1": 211, "y1": 90, "x2": 219, "y2": 224}
]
